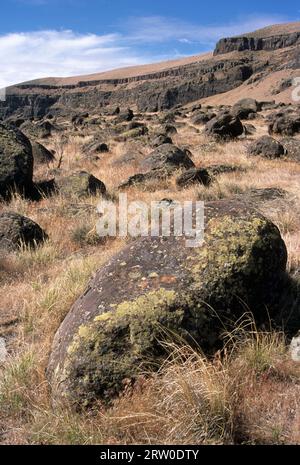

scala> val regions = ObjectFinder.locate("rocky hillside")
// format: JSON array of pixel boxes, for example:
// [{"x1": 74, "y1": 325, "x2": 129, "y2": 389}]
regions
[{"x1": 1, "y1": 22, "x2": 300, "y2": 119}]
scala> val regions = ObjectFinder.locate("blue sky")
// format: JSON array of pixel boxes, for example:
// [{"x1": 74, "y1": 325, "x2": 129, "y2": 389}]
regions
[{"x1": 0, "y1": 0, "x2": 299, "y2": 87}]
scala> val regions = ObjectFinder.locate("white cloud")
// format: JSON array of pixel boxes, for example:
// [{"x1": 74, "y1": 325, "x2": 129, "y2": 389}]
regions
[
  {"x1": 0, "y1": 14, "x2": 291, "y2": 88},
  {"x1": 0, "y1": 30, "x2": 145, "y2": 88}
]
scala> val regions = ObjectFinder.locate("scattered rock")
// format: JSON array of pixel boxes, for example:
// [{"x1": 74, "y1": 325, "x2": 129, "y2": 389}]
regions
[
  {"x1": 248, "y1": 136, "x2": 285, "y2": 159},
  {"x1": 268, "y1": 112, "x2": 300, "y2": 136},
  {"x1": 151, "y1": 134, "x2": 173, "y2": 148},
  {"x1": 191, "y1": 111, "x2": 216, "y2": 125},
  {"x1": 0, "y1": 212, "x2": 48, "y2": 251},
  {"x1": 176, "y1": 168, "x2": 213, "y2": 188},
  {"x1": 140, "y1": 144, "x2": 194, "y2": 172},
  {"x1": 119, "y1": 169, "x2": 169, "y2": 190},
  {"x1": 205, "y1": 112, "x2": 244, "y2": 139},
  {"x1": 56, "y1": 171, "x2": 106, "y2": 198},
  {"x1": 231, "y1": 98, "x2": 260, "y2": 119}
]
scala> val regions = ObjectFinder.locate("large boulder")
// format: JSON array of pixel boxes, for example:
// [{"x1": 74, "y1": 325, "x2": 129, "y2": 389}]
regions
[
  {"x1": 31, "y1": 141, "x2": 55, "y2": 165},
  {"x1": 268, "y1": 112, "x2": 300, "y2": 136},
  {"x1": 205, "y1": 112, "x2": 244, "y2": 139},
  {"x1": 0, "y1": 212, "x2": 47, "y2": 251},
  {"x1": 47, "y1": 200, "x2": 287, "y2": 406},
  {"x1": 247, "y1": 136, "x2": 285, "y2": 159},
  {"x1": 231, "y1": 98, "x2": 260, "y2": 119},
  {"x1": 56, "y1": 171, "x2": 106, "y2": 198},
  {"x1": 0, "y1": 123, "x2": 33, "y2": 198},
  {"x1": 140, "y1": 144, "x2": 194, "y2": 172}
]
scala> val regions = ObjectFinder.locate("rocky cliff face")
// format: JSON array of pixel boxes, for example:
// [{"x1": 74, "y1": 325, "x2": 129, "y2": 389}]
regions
[
  {"x1": 214, "y1": 32, "x2": 300, "y2": 55},
  {"x1": 1, "y1": 23, "x2": 299, "y2": 119},
  {"x1": 0, "y1": 58, "x2": 255, "y2": 118}
]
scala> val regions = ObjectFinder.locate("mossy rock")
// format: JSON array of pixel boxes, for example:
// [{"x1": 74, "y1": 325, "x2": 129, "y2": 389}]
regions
[
  {"x1": 0, "y1": 123, "x2": 33, "y2": 198},
  {"x1": 56, "y1": 171, "x2": 106, "y2": 198},
  {"x1": 47, "y1": 199, "x2": 287, "y2": 407}
]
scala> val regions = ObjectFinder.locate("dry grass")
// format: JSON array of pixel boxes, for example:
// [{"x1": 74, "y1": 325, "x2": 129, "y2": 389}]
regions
[{"x1": 1, "y1": 323, "x2": 299, "y2": 445}]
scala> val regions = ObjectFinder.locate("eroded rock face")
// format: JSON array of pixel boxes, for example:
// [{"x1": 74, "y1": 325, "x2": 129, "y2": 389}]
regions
[
  {"x1": 0, "y1": 123, "x2": 33, "y2": 198},
  {"x1": 47, "y1": 200, "x2": 287, "y2": 407},
  {"x1": 214, "y1": 32, "x2": 300, "y2": 55},
  {"x1": 0, "y1": 212, "x2": 48, "y2": 251}
]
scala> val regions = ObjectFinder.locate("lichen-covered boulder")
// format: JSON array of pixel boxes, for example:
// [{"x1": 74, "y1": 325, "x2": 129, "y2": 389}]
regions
[
  {"x1": 0, "y1": 123, "x2": 33, "y2": 198},
  {"x1": 0, "y1": 212, "x2": 48, "y2": 251},
  {"x1": 56, "y1": 171, "x2": 106, "y2": 198},
  {"x1": 47, "y1": 200, "x2": 287, "y2": 407},
  {"x1": 140, "y1": 144, "x2": 194, "y2": 172}
]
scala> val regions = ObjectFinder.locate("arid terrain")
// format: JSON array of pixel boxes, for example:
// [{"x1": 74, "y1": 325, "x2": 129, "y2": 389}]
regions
[{"x1": 0, "y1": 22, "x2": 300, "y2": 445}]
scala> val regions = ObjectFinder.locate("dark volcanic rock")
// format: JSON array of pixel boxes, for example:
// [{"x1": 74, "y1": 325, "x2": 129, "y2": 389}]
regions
[
  {"x1": 176, "y1": 168, "x2": 213, "y2": 188},
  {"x1": 140, "y1": 144, "x2": 195, "y2": 172},
  {"x1": 56, "y1": 171, "x2": 106, "y2": 198},
  {"x1": 248, "y1": 136, "x2": 285, "y2": 159},
  {"x1": 32, "y1": 141, "x2": 55, "y2": 165},
  {"x1": 231, "y1": 98, "x2": 260, "y2": 119},
  {"x1": 191, "y1": 111, "x2": 216, "y2": 125},
  {"x1": 268, "y1": 112, "x2": 300, "y2": 136},
  {"x1": 214, "y1": 31, "x2": 300, "y2": 55},
  {"x1": 0, "y1": 123, "x2": 33, "y2": 198},
  {"x1": 118, "y1": 169, "x2": 169, "y2": 190},
  {"x1": 47, "y1": 199, "x2": 287, "y2": 406},
  {"x1": 0, "y1": 212, "x2": 47, "y2": 251},
  {"x1": 205, "y1": 112, "x2": 244, "y2": 139},
  {"x1": 151, "y1": 134, "x2": 173, "y2": 148}
]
